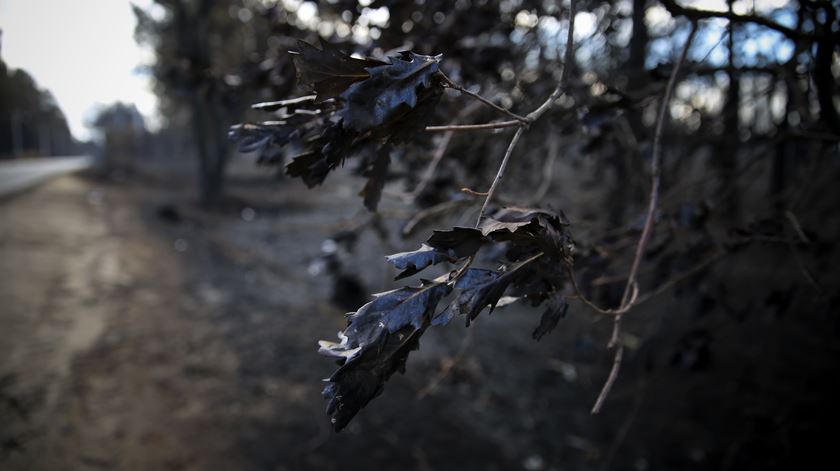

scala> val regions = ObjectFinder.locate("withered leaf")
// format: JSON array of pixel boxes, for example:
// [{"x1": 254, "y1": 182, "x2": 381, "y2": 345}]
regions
[
  {"x1": 318, "y1": 280, "x2": 451, "y2": 430},
  {"x1": 235, "y1": 43, "x2": 446, "y2": 210},
  {"x1": 285, "y1": 121, "x2": 356, "y2": 187},
  {"x1": 483, "y1": 206, "x2": 574, "y2": 261},
  {"x1": 450, "y1": 268, "x2": 517, "y2": 324},
  {"x1": 485, "y1": 206, "x2": 570, "y2": 230},
  {"x1": 426, "y1": 227, "x2": 485, "y2": 259},
  {"x1": 322, "y1": 325, "x2": 422, "y2": 431},
  {"x1": 385, "y1": 244, "x2": 456, "y2": 280},
  {"x1": 385, "y1": 227, "x2": 484, "y2": 280},
  {"x1": 292, "y1": 40, "x2": 385, "y2": 103},
  {"x1": 449, "y1": 255, "x2": 543, "y2": 325},
  {"x1": 478, "y1": 217, "x2": 541, "y2": 237},
  {"x1": 340, "y1": 52, "x2": 443, "y2": 132},
  {"x1": 228, "y1": 122, "x2": 296, "y2": 154}
]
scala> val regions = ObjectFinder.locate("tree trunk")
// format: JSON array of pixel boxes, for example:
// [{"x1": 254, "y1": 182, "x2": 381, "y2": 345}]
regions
[
  {"x1": 608, "y1": 0, "x2": 650, "y2": 226},
  {"x1": 813, "y1": 4, "x2": 839, "y2": 133},
  {"x1": 190, "y1": 89, "x2": 229, "y2": 208},
  {"x1": 716, "y1": 0, "x2": 740, "y2": 220}
]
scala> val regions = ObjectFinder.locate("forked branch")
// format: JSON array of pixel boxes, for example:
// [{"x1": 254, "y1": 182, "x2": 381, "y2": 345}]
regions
[{"x1": 589, "y1": 21, "x2": 698, "y2": 414}]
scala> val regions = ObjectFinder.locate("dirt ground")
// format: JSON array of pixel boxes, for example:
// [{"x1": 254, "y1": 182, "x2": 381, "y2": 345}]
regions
[{"x1": 1, "y1": 166, "x2": 838, "y2": 470}]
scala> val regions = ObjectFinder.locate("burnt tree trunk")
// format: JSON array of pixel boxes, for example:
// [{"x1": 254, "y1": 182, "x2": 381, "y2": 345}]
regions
[
  {"x1": 716, "y1": 0, "x2": 740, "y2": 220},
  {"x1": 609, "y1": 0, "x2": 649, "y2": 226},
  {"x1": 813, "y1": 3, "x2": 839, "y2": 134},
  {"x1": 174, "y1": 0, "x2": 230, "y2": 208}
]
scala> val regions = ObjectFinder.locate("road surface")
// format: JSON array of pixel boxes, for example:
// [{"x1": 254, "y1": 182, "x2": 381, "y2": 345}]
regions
[{"x1": 0, "y1": 156, "x2": 92, "y2": 198}]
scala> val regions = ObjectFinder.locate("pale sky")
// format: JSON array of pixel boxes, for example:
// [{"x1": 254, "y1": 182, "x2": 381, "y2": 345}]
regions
[{"x1": 0, "y1": 0, "x2": 159, "y2": 140}]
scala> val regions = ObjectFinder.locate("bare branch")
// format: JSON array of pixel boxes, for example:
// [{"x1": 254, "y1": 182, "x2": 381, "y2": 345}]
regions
[
  {"x1": 590, "y1": 21, "x2": 698, "y2": 415},
  {"x1": 633, "y1": 250, "x2": 725, "y2": 307},
  {"x1": 529, "y1": 134, "x2": 559, "y2": 204},
  {"x1": 461, "y1": 187, "x2": 489, "y2": 197},
  {"x1": 439, "y1": 71, "x2": 530, "y2": 123},
  {"x1": 410, "y1": 131, "x2": 454, "y2": 197},
  {"x1": 401, "y1": 199, "x2": 471, "y2": 237},
  {"x1": 476, "y1": 127, "x2": 525, "y2": 225},
  {"x1": 564, "y1": 263, "x2": 623, "y2": 316},
  {"x1": 425, "y1": 120, "x2": 521, "y2": 132},
  {"x1": 526, "y1": 87, "x2": 563, "y2": 123},
  {"x1": 382, "y1": 100, "x2": 488, "y2": 204},
  {"x1": 525, "y1": 2, "x2": 576, "y2": 124},
  {"x1": 473, "y1": 0, "x2": 578, "y2": 224},
  {"x1": 590, "y1": 341, "x2": 624, "y2": 414},
  {"x1": 659, "y1": 0, "x2": 821, "y2": 41},
  {"x1": 416, "y1": 328, "x2": 474, "y2": 398},
  {"x1": 784, "y1": 210, "x2": 812, "y2": 245}
]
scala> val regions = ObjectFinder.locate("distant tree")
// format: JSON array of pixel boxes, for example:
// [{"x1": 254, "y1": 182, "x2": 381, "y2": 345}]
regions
[
  {"x1": 89, "y1": 102, "x2": 148, "y2": 176},
  {"x1": 133, "y1": 0, "x2": 302, "y2": 206},
  {"x1": 0, "y1": 57, "x2": 75, "y2": 158}
]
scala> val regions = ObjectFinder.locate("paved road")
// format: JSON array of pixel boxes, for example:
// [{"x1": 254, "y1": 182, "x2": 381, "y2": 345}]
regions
[{"x1": 0, "y1": 156, "x2": 92, "y2": 198}]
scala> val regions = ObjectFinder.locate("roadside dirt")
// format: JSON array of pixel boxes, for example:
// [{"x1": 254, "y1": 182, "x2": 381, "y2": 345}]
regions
[
  {"x1": 0, "y1": 173, "x2": 523, "y2": 470},
  {"x1": 1, "y1": 168, "x2": 837, "y2": 470},
  {"x1": 1, "y1": 175, "x2": 241, "y2": 469}
]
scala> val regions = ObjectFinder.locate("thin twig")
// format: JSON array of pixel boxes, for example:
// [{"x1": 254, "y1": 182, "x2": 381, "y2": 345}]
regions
[
  {"x1": 601, "y1": 379, "x2": 647, "y2": 471},
  {"x1": 790, "y1": 245, "x2": 825, "y2": 295},
  {"x1": 411, "y1": 131, "x2": 454, "y2": 196},
  {"x1": 529, "y1": 134, "x2": 560, "y2": 204},
  {"x1": 591, "y1": 342, "x2": 624, "y2": 413},
  {"x1": 781, "y1": 210, "x2": 824, "y2": 295},
  {"x1": 383, "y1": 135, "x2": 453, "y2": 202},
  {"x1": 451, "y1": 82, "x2": 563, "y2": 224},
  {"x1": 401, "y1": 199, "x2": 471, "y2": 237},
  {"x1": 659, "y1": 0, "x2": 824, "y2": 41},
  {"x1": 439, "y1": 71, "x2": 530, "y2": 123},
  {"x1": 251, "y1": 94, "x2": 316, "y2": 110},
  {"x1": 632, "y1": 250, "x2": 725, "y2": 307},
  {"x1": 422, "y1": 251, "x2": 544, "y2": 394},
  {"x1": 408, "y1": 100, "x2": 486, "y2": 201},
  {"x1": 475, "y1": 0, "x2": 577, "y2": 223},
  {"x1": 526, "y1": 87, "x2": 563, "y2": 123},
  {"x1": 461, "y1": 187, "x2": 489, "y2": 197},
  {"x1": 784, "y1": 209, "x2": 811, "y2": 245},
  {"x1": 425, "y1": 120, "x2": 521, "y2": 132},
  {"x1": 564, "y1": 263, "x2": 622, "y2": 316},
  {"x1": 590, "y1": 22, "x2": 698, "y2": 415},
  {"x1": 621, "y1": 24, "x2": 699, "y2": 310},
  {"x1": 416, "y1": 328, "x2": 474, "y2": 398},
  {"x1": 476, "y1": 126, "x2": 525, "y2": 225},
  {"x1": 567, "y1": 246, "x2": 730, "y2": 318},
  {"x1": 525, "y1": 0, "x2": 576, "y2": 125}
]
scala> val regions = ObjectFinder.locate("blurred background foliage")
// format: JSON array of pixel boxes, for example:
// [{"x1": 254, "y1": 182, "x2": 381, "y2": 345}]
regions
[
  {"x1": 0, "y1": 59, "x2": 76, "y2": 158},
  {"x1": 124, "y1": 0, "x2": 839, "y2": 220},
  {"x1": 1, "y1": 1, "x2": 838, "y2": 469}
]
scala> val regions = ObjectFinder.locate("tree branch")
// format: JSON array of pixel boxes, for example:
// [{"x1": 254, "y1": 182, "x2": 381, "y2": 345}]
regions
[
  {"x1": 590, "y1": 21, "x2": 698, "y2": 415},
  {"x1": 438, "y1": 71, "x2": 530, "y2": 123},
  {"x1": 473, "y1": 0, "x2": 577, "y2": 224},
  {"x1": 424, "y1": 120, "x2": 521, "y2": 132},
  {"x1": 659, "y1": 0, "x2": 820, "y2": 40},
  {"x1": 476, "y1": 126, "x2": 526, "y2": 224}
]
